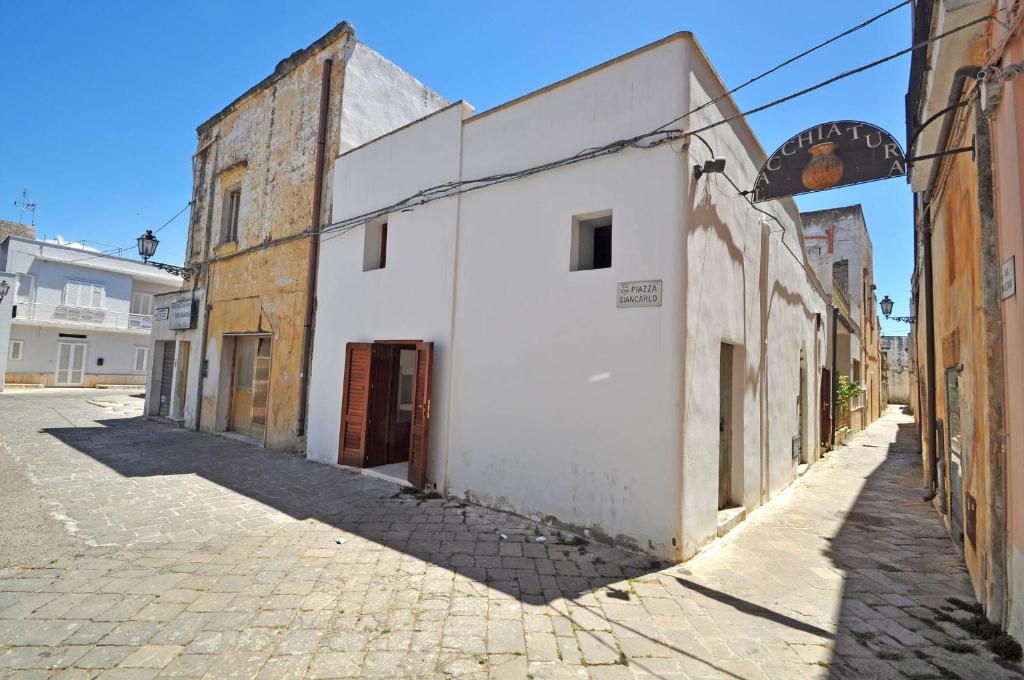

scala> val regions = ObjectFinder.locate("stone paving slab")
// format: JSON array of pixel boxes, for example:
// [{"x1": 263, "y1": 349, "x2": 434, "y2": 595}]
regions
[{"x1": 0, "y1": 391, "x2": 1020, "y2": 679}]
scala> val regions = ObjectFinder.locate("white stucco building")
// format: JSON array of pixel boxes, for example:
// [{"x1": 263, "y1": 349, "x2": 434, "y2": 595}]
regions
[
  {"x1": 306, "y1": 33, "x2": 830, "y2": 561},
  {"x1": 0, "y1": 236, "x2": 181, "y2": 389}
]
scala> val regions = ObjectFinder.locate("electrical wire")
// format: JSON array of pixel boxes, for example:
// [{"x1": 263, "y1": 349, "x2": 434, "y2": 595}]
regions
[
  {"x1": 61, "y1": 201, "x2": 192, "y2": 265},
  {"x1": 312, "y1": 13, "x2": 992, "y2": 247},
  {"x1": 689, "y1": 132, "x2": 809, "y2": 271},
  {"x1": 683, "y1": 14, "x2": 993, "y2": 139},
  {"x1": 655, "y1": 0, "x2": 912, "y2": 132}
]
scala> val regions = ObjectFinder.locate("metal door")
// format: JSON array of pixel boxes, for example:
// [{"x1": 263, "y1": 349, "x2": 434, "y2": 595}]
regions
[{"x1": 158, "y1": 342, "x2": 175, "y2": 416}]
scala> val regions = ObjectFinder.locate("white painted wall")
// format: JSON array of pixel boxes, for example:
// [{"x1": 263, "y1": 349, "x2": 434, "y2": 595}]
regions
[
  {"x1": 9, "y1": 325, "x2": 152, "y2": 380},
  {"x1": 678, "y1": 51, "x2": 829, "y2": 557},
  {"x1": 339, "y1": 42, "x2": 449, "y2": 153},
  {"x1": 308, "y1": 103, "x2": 468, "y2": 487},
  {"x1": 310, "y1": 34, "x2": 829, "y2": 561}
]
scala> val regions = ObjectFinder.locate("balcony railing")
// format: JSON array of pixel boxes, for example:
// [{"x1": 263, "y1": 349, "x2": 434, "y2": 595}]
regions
[{"x1": 13, "y1": 302, "x2": 153, "y2": 332}]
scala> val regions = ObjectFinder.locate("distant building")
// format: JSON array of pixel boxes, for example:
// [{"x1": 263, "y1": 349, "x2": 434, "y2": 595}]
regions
[
  {"x1": 801, "y1": 205, "x2": 884, "y2": 442},
  {"x1": 0, "y1": 235, "x2": 180, "y2": 390},
  {"x1": 145, "y1": 22, "x2": 446, "y2": 444},
  {"x1": 880, "y1": 335, "x2": 911, "y2": 404},
  {"x1": 306, "y1": 33, "x2": 831, "y2": 561}
]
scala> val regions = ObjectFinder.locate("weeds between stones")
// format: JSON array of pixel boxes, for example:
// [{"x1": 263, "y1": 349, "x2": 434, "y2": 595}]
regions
[
  {"x1": 941, "y1": 641, "x2": 975, "y2": 654},
  {"x1": 945, "y1": 597, "x2": 983, "y2": 616}
]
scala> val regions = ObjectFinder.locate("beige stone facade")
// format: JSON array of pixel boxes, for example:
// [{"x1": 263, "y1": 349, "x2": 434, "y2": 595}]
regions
[{"x1": 150, "y1": 22, "x2": 446, "y2": 450}]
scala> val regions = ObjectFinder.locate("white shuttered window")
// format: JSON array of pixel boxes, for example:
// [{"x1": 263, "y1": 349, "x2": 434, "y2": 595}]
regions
[{"x1": 64, "y1": 280, "x2": 104, "y2": 308}]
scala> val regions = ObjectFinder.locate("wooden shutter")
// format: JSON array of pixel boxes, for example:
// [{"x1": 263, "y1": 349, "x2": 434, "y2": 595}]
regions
[
  {"x1": 338, "y1": 342, "x2": 373, "y2": 466},
  {"x1": 408, "y1": 341, "x2": 433, "y2": 489}
]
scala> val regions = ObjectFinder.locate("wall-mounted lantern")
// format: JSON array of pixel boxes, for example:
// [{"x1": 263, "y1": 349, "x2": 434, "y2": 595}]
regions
[
  {"x1": 880, "y1": 295, "x2": 916, "y2": 324},
  {"x1": 136, "y1": 230, "x2": 192, "y2": 280},
  {"x1": 0, "y1": 280, "x2": 9, "y2": 304}
]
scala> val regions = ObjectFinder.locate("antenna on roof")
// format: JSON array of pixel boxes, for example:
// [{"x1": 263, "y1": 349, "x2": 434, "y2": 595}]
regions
[{"x1": 14, "y1": 189, "x2": 37, "y2": 225}]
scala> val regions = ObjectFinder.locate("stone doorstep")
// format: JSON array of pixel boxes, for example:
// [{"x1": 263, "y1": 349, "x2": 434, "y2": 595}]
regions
[
  {"x1": 2, "y1": 383, "x2": 45, "y2": 389},
  {"x1": 353, "y1": 465, "x2": 413, "y2": 489},
  {"x1": 717, "y1": 506, "x2": 747, "y2": 538},
  {"x1": 146, "y1": 415, "x2": 185, "y2": 428}
]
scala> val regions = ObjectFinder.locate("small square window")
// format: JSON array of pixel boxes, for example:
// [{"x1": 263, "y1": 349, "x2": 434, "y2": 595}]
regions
[
  {"x1": 571, "y1": 212, "x2": 612, "y2": 271},
  {"x1": 221, "y1": 185, "x2": 241, "y2": 243},
  {"x1": 9, "y1": 340, "x2": 23, "y2": 361},
  {"x1": 363, "y1": 220, "x2": 388, "y2": 271}
]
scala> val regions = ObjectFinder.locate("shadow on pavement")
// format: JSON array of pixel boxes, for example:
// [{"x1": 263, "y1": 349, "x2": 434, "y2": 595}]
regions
[
  {"x1": 41, "y1": 415, "x2": 664, "y2": 605},
  {"x1": 823, "y1": 420, "x2": 1022, "y2": 679}
]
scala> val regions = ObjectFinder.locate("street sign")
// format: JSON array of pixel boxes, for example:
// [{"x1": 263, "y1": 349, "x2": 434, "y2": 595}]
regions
[
  {"x1": 617, "y1": 280, "x2": 662, "y2": 308},
  {"x1": 1001, "y1": 256, "x2": 1016, "y2": 300},
  {"x1": 752, "y1": 121, "x2": 906, "y2": 202}
]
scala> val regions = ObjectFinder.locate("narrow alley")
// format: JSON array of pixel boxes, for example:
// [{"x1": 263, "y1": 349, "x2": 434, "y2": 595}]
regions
[{"x1": 0, "y1": 390, "x2": 1018, "y2": 679}]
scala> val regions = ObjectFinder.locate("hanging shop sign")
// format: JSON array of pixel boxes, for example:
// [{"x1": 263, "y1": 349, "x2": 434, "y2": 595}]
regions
[{"x1": 752, "y1": 121, "x2": 906, "y2": 202}]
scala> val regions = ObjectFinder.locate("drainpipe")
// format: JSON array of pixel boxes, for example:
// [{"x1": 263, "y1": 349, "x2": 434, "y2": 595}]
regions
[
  {"x1": 830, "y1": 306, "x2": 838, "y2": 448},
  {"x1": 296, "y1": 58, "x2": 333, "y2": 438},
  {"x1": 921, "y1": 209, "x2": 940, "y2": 506}
]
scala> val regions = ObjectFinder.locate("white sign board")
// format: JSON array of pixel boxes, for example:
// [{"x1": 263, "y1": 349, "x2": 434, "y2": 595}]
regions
[
  {"x1": 1001, "y1": 256, "x2": 1016, "y2": 300},
  {"x1": 617, "y1": 280, "x2": 662, "y2": 308},
  {"x1": 169, "y1": 299, "x2": 194, "y2": 330},
  {"x1": 154, "y1": 307, "x2": 170, "y2": 321}
]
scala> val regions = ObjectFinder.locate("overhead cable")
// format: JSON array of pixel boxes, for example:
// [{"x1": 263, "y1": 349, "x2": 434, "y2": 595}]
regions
[
  {"x1": 62, "y1": 201, "x2": 192, "y2": 265},
  {"x1": 315, "y1": 13, "x2": 991, "y2": 245},
  {"x1": 655, "y1": 0, "x2": 912, "y2": 131}
]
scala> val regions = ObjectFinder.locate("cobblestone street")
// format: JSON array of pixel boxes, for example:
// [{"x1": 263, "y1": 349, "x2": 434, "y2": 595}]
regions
[{"x1": 0, "y1": 390, "x2": 1019, "y2": 679}]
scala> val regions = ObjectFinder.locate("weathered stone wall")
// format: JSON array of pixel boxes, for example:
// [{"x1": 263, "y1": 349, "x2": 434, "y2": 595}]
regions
[
  {"x1": 183, "y1": 23, "x2": 446, "y2": 451},
  {"x1": 917, "y1": 95, "x2": 1003, "y2": 619},
  {"x1": 0, "y1": 221, "x2": 36, "y2": 245}
]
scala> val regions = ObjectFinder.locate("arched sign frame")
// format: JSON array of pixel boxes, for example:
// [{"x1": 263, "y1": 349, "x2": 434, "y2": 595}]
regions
[{"x1": 751, "y1": 120, "x2": 907, "y2": 203}]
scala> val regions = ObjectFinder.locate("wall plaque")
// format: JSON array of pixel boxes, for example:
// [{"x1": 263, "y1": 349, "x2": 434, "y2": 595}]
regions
[
  {"x1": 617, "y1": 280, "x2": 662, "y2": 308},
  {"x1": 1001, "y1": 256, "x2": 1016, "y2": 300}
]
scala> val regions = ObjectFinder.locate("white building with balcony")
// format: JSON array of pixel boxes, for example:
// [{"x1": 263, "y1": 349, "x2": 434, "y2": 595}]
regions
[{"x1": 0, "y1": 235, "x2": 182, "y2": 389}]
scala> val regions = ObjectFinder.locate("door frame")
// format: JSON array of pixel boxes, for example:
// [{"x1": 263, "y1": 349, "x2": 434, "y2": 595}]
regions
[
  {"x1": 338, "y1": 339, "x2": 434, "y2": 489},
  {"x1": 223, "y1": 332, "x2": 274, "y2": 445},
  {"x1": 55, "y1": 341, "x2": 87, "y2": 386}
]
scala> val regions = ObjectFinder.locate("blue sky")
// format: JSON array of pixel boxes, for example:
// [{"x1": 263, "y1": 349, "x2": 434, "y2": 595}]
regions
[{"x1": 0, "y1": 0, "x2": 914, "y2": 335}]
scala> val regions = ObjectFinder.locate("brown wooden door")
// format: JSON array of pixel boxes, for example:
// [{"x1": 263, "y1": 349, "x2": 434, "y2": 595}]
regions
[
  {"x1": 339, "y1": 342, "x2": 372, "y2": 467},
  {"x1": 408, "y1": 341, "x2": 433, "y2": 489}
]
